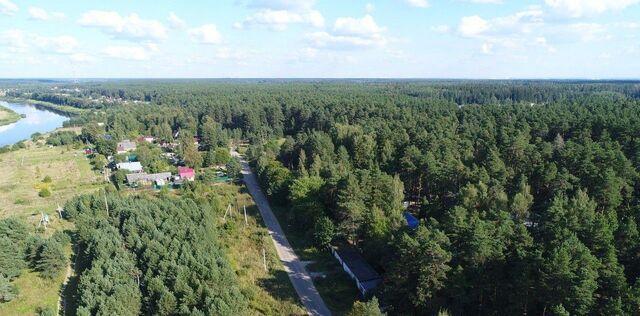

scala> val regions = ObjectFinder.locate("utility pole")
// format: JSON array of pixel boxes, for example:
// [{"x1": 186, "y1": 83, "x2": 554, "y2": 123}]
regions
[
  {"x1": 263, "y1": 248, "x2": 267, "y2": 271},
  {"x1": 223, "y1": 203, "x2": 232, "y2": 221},
  {"x1": 243, "y1": 205, "x2": 248, "y2": 226},
  {"x1": 103, "y1": 188, "x2": 109, "y2": 217}
]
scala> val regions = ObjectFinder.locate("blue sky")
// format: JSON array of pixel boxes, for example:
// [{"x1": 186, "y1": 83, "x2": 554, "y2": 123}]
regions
[{"x1": 0, "y1": 0, "x2": 639, "y2": 78}]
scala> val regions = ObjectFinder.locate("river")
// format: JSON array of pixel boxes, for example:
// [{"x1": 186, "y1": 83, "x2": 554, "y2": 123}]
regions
[{"x1": 0, "y1": 101, "x2": 69, "y2": 147}]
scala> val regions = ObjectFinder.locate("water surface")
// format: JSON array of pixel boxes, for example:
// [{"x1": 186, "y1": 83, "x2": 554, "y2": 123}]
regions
[{"x1": 0, "y1": 101, "x2": 69, "y2": 147}]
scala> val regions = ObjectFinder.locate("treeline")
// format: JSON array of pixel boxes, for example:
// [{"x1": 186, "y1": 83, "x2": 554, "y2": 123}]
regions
[
  {"x1": 64, "y1": 192, "x2": 247, "y2": 315},
  {"x1": 12, "y1": 79, "x2": 640, "y2": 109}
]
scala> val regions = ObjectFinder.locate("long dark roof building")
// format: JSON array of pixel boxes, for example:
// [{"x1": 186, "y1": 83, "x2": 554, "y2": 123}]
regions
[{"x1": 331, "y1": 245, "x2": 382, "y2": 297}]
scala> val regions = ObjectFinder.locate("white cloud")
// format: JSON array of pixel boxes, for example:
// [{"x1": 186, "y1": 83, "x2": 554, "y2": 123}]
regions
[
  {"x1": 239, "y1": 0, "x2": 323, "y2": 31},
  {"x1": 0, "y1": 29, "x2": 78, "y2": 55},
  {"x1": 28, "y1": 7, "x2": 65, "y2": 21},
  {"x1": 238, "y1": 9, "x2": 324, "y2": 30},
  {"x1": 0, "y1": 29, "x2": 28, "y2": 53},
  {"x1": 458, "y1": 9, "x2": 543, "y2": 38},
  {"x1": 454, "y1": 9, "x2": 552, "y2": 54},
  {"x1": 188, "y1": 24, "x2": 222, "y2": 44},
  {"x1": 334, "y1": 15, "x2": 386, "y2": 36},
  {"x1": 248, "y1": 0, "x2": 316, "y2": 11},
  {"x1": 567, "y1": 23, "x2": 609, "y2": 41},
  {"x1": 306, "y1": 15, "x2": 389, "y2": 50},
  {"x1": 458, "y1": 16, "x2": 490, "y2": 37},
  {"x1": 103, "y1": 46, "x2": 150, "y2": 61},
  {"x1": 168, "y1": 12, "x2": 187, "y2": 29},
  {"x1": 545, "y1": 0, "x2": 640, "y2": 18},
  {"x1": 365, "y1": 3, "x2": 375, "y2": 13},
  {"x1": 403, "y1": 0, "x2": 429, "y2": 8},
  {"x1": 78, "y1": 11, "x2": 167, "y2": 41},
  {"x1": 306, "y1": 32, "x2": 388, "y2": 49},
  {"x1": 36, "y1": 36, "x2": 78, "y2": 54},
  {"x1": 0, "y1": 0, "x2": 17, "y2": 16}
]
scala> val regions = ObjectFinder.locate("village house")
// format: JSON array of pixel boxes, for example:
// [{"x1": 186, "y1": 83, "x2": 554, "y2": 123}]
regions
[
  {"x1": 116, "y1": 140, "x2": 137, "y2": 154},
  {"x1": 177, "y1": 166, "x2": 196, "y2": 181},
  {"x1": 126, "y1": 172, "x2": 172, "y2": 187},
  {"x1": 331, "y1": 245, "x2": 382, "y2": 297},
  {"x1": 116, "y1": 161, "x2": 143, "y2": 173},
  {"x1": 137, "y1": 135, "x2": 155, "y2": 143}
]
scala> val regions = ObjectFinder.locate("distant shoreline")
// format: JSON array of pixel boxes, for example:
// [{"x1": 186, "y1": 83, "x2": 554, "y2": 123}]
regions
[{"x1": 0, "y1": 96, "x2": 85, "y2": 116}]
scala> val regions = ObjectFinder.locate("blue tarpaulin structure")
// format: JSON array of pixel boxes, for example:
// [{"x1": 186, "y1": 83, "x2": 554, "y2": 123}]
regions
[{"x1": 404, "y1": 212, "x2": 419, "y2": 229}]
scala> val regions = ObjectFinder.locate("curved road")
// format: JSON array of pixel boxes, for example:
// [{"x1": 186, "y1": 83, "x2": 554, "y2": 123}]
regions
[{"x1": 233, "y1": 150, "x2": 331, "y2": 316}]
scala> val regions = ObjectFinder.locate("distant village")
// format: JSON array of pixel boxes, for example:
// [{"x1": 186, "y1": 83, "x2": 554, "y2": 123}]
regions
[{"x1": 85, "y1": 133, "x2": 234, "y2": 190}]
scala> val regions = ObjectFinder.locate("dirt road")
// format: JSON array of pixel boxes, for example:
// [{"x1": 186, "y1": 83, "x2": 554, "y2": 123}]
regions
[{"x1": 232, "y1": 150, "x2": 331, "y2": 316}]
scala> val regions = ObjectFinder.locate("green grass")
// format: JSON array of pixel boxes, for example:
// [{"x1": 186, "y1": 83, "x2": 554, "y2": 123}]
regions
[
  {"x1": 270, "y1": 205, "x2": 360, "y2": 315},
  {"x1": 0, "y1": 104, "x2": 22, "y2": 126},
  {"x1": 206, "y1": 183, "x2": 306, "y2": 315},
  {"x1": 0, "y1": 141, "x2": 103, "y2": 228}
]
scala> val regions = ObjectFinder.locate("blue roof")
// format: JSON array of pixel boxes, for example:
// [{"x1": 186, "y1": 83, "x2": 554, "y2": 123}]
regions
[{"x1": 404, "y1": 212, "x2": 419, "y2": 229}]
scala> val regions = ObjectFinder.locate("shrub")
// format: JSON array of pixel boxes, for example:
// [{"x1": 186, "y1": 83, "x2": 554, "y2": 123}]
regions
[
  {"x1": 42, "y1": 175, "x2": 52, "y2": 183},
  {"x1": 36, "y1": 306, "x2": 55, "y2": 316},
  {"x1": 38, "y1": 188, "x2": 51, "y2": 198},
  {"x1": 0, "y1": 275, "x2": 18, "y2": 303}
]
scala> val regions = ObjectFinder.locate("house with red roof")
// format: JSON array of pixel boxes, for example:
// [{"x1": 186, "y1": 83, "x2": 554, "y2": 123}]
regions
[{"x1": 178, "y1": 166, "x2": 195, "y2": 181}]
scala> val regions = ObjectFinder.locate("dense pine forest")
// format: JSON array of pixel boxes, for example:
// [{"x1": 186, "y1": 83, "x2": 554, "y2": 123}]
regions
[
  {"x1": 63, "y1": 193, "x2": 247, "y2": 315},
  {"x1": 4, "y1": 79, "x2": 640, "y2": 315}
]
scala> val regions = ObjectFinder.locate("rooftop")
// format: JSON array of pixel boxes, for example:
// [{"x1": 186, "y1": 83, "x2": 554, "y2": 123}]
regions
[
  {"x1": 334, "y1": 247, "x2": 381, "y2": 283},
  {"x1": 116, "y1": 161, "x2": 143, "y2": 172},
  {"x1": 126, "y1": 172, "x2": 172, "y2": 183}
]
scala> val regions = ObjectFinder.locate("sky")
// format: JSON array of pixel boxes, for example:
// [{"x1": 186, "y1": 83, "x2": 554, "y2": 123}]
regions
[{"x1": 0, "y1": 0, "x2": 639, "y2": 78}]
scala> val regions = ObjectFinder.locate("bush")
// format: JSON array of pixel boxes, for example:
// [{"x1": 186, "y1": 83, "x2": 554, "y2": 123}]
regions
[
  {"x1": 42, "y1": 175, "x2": 52, "y2": 183},
  {"x1": 92, "y1": 154, "x2": 108, "y2": 170},
  {"x1": 36, "y1": 306, "x2": 55, "y2": 316},
  {"x1": 46, "y1": 131, "x2": 77, "y2": 146},
  {"x1": 0, "y1": 275, "x2": 18, "y2": 303},
  {"x1": 38, "y1": 188, "x2": 51, "y2": 198},
  {"x1": 31, "y1": 132, "x2": 43, "y2": 142}
]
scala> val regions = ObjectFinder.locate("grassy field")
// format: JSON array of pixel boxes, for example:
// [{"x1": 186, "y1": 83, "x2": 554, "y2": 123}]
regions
[
  {"x1": 208, "y1": 183, "x2": 306, "y2": 315},
  {"x1": 271, "y1": 206, "x2": 360, "y2": 315},
  {"x1": 0, "y1": 104, "x2": 22, "y2": 126},
  {"x1": 0, "y1": 140, "x2": 103, "y2": 227},
  {"x1": 0, "y1": 138, "x2": 102, "y2": 315}
]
